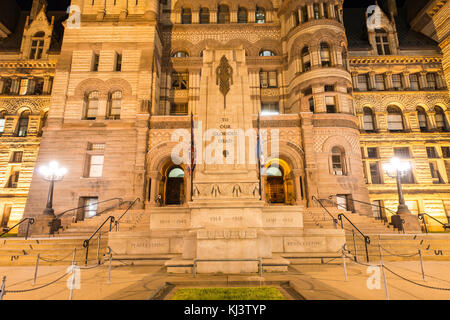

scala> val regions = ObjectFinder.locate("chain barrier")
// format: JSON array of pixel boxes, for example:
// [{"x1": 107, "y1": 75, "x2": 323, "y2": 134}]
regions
[{"x1": 4, "y1": 270, "x2": 70, "y2": 294}]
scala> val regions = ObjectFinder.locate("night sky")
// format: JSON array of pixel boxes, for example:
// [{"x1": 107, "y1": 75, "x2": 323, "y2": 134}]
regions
[{"x1": 15, "y1": 0, "x2": 409, "y2": 11}]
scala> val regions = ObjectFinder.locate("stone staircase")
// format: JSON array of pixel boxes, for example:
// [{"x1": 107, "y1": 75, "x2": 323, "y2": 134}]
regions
[
  {"x1": 0, "y1": 237, "x2": 109, "y2": 266},
  {"x1": 305, "y1": 207, "x2": 397, "y2": 235}
]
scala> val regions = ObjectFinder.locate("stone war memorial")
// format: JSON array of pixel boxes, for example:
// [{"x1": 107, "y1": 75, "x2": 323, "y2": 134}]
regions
[{"x1": 0, "y1": 0, "x2": 449, "y2": 301}]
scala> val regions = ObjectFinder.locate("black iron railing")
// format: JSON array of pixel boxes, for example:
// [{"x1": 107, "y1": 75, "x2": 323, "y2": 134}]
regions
[
  {"x1": 0, "y1": 218, "x2": 35, "y2": 240},
  {"x1": 418, "y1": 213, "x2": 450, "y2": 233}
]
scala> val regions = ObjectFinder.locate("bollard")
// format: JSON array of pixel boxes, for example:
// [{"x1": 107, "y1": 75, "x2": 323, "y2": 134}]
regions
[
  {"x1": 69, "y1": 264, "x2": 76, "y2": 300},
  {"x1": 108, "y1": 253, "x2": 112, "y2": 285},
  {"x1": 342, "y1": 250, "x2": 348, "y2": 281},
  {"x1": 352, "y1": 230, "x2": 357, "y2": 262},
  {"x1": 0, "y1": 276, "x2": 6, "y2": 300},
  {"x1": 33, "y1": 254, "x2": 40, "y2": 285},
  {"x1": 72, "y1": 248, "x2": 77, "y2": 266},
  {"x1": 419, "y1": 249, "x2": 426, "y2": 282},
  {"x1": 378, "y1": 244, "x2": 389, "y2": 300}
]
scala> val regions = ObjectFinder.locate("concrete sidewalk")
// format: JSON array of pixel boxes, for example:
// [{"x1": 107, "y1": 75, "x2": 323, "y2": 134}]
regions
[{"x1": 0, "y1": 261, "x2": 449, "y2": 300}]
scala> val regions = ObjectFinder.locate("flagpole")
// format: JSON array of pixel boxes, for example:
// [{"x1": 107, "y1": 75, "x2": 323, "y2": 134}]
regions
[{"x1": 190, "y1": 113, "x2": 195, "y2": 202}]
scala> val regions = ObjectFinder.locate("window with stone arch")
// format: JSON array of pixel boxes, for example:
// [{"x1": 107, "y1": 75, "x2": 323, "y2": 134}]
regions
[
  {"x1": 387, "y1": 105, "x2": 405, "y2": 132},
  {"x1": 16, "y1": 110, "x2": 30, "y2": 137},
  {"x1": 30, "y1": 31, "x2": 45, "y2": 60},
  {"x1": 363, "y1": 107, "x2": 376, "y2": 132},
  {"x1": 416, "y1": 106, "x2": 429, "y2": 132},
  {"x1": 259, "y1": 50, "x2": 275, "y2": 57},
  {"x1": 331, "y1": 146, "x2": 346, "y2": 176},
  {"x1": 108, "y1": 91, "x2": 122, "y2": 120},
  {"x1": 238, "y1": 7, "x2": 248, "y2": 23},
  {"x1": 255, "y1": 6, "x2": 266, "y2": 23},
  {"x1": 84, "y1": 91, "x2": 99, "y2": 120},
  {"x1": 181, "y1": 7, "x2": 192, "y2": 24},
  {"x1": 434, "y1": 106, "x2": 448, "y2": 132},
  {"x1": 320, "y1": 42, "x2": 331, "y2": 67},
  {"x1": 199, "y1": 7, "x2": 210, "y2": 24},
  {"x1": 374, "y1": 29, "x2": 391, "y2": 55},
  {"x1": 217, "y1": 4, "x2": 230, "y2": 24},
  {"x1": 301, "y1": 46, "x2": 311, "y2": 72}
]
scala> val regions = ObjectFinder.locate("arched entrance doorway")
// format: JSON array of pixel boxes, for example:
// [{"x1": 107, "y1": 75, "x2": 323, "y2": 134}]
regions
[
  {"x1": 264, "y1": 159, "x2": 295, "y2": 205},
  {"x1": 163, "y1": 166, "x2": 185, "y2": 205}
]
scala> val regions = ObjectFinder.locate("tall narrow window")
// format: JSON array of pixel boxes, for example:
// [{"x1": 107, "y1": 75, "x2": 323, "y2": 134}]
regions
[
  {"x1": 92, "y1": 53, "x2": 99, "y2": 72},
  {"x1": 313, "y1": 3, "x2": 320, "y2": 19},
  {"x1": 429, "y1": 162, "x2": 444, "y2": 184},
  {"x1": 81, "y1": 197, "x2": 99, "y2": 219},
  {"x1": 181, "y1": 7, "x2": 192, "y2": 24},
  {"x1": 0, "y1": 110, "x2": 5, "y2": 135},
  {"x1": 30, "y1": 32, "x2": 45, "y2": 60},
  {"x1": 238, "y1": 7, "x2": 248, "y2": 23},
  {"x1": 392, "y1": 74, "x2": 402, "y2": 90},
  {"x1": 6, "y1": 169, "x2": 20, "y2": 188},
  {"x1": 410, "y1": 73, "x2": 420, "y2": 90},
  {"x1": 332, "y1": 147, "x2": 345, "y2": 175},
  {"x1": 435, "y1": 106, "x2": 448, "y2": 132},
  {"x1": 375, "y1": 29, "x2": 390, "y2": 55},
  {"x1": 358, "y1": 74, "x2": 369, "y2": 91},
  {"x1": 108, "y1": 91, "x2": 122, "y2": 120},
  {"x1": 115, "y1": 53, "x2": 122, "y2": 71},
  {"x1": 334, "y1": 5, "x2": 341, "y2": 22},
  {"x1": 375, "y1": 74, "x2": 385, "y2": 90},
  {"x1": 417, "y1": 107, "x2": 429, "y2": 132},
  {"x1": 426, "y1": 147, "x2": 439, "y2": 159},
  {"x1": 427, "y1": 73, "x2": 437, "y2": 90},
  {"x1": 2, "y1": 78, "x2": 12, "y2": 94},
  {"x1": 199, "y1": 7, "x2": 210, "y2": 24},
  {"x1": 370, "y1": 162, "x2": 382, "y2": 184},
  {"x1": 86, "y1": 143, "x2": 105, "y2": 178},
  {"x1": 394, "y1": 147, "x2": 411, "y2": 159},
  {"x1": 387, "y1": 106, "x2": 405, "y2": 132},
  {"x1": 322, "y1": 3, "x2": 329, "y2": 18},
  {"x1": 217, "y1": 4, "x2": 230, "y2": 24},
  {"x1": 320, "y1": 42, "x2": 331, "y2": 67},
  {"x1": 309, "y1": 97, "x2": 315, "y2": 113},
  {"x1": 302, "y1": 6, "x2": 308, "y2": 22},
  {"x1": 367, "y1": 147, "x2": 379, "y2": 159},
  {"x1": 19, "y1": 78, "x2": 30, "y2": 96},
  {"x1": 363, "y1": 107, "x2": 375, "y2": 132},
  {"x1": 10, "y1": 151, "x2": 23, "y2": 163},
  {"x1": 255, "y1": 6, "x2": 265, "y2": 23},
  {"x1": 293, "y1": 10, "x2": 300, "y2": 26},
  {"x1": 35, "y1": 78, "x2": 44, "y2": 95},
  {"x1": 16, "y1": 110, "x2": 30, "y2": 137},
  {"x1": 84, "y1": 91, "x2": 98, "y2": 120},
  {"x1": 301, "y1": 46, "x2": 311, "y2": 72}
]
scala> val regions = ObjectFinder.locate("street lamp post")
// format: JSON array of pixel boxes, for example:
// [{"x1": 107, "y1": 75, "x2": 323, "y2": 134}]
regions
[
  {"x1": 37, "y1": 161, "x2": 67, "y2": 234},
  {"x1": 39, "y1": 161, "x2": 67, "y2": 216},
  {"x1": 383, "y1": 157, "x2": 421, "y2": 232}
]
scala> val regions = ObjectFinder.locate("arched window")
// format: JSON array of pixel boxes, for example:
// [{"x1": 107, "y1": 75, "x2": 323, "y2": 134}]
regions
[
  {"x1": 331, "y1": 147, "x2": 345, "y2": 175},
  {"x1": 313, "y1": 3, "x2": 320, "y2": 19},
  {"x1": 363, "y1": 107, "x2": 375, "y2": 132},
  {"x1": 265, "y1": 165, "x2": 286, "y2": 204},
  {"x1": 199, "y1": 7, "x2": 210, "y2": 24},
  {"x1": 238, "y1": 7, "x2": 248, "y2": 23},
  {"x1": 320, "y1": 42, "x2": 331, "y2": 67},
  {"x1": 301, "y1": 46, "x2": 311, "y2": 72},
  {"x1": 434, "y1": 106, "x2": 448, "y2": 132},
  {"x1": 108, "y1": 91, "x2": 122, "y2": 120},
  {"x1": 16, "y1": 110, "x2": 30, "y2": 137},
  {"x1": 387, "y1": 106, "x2": 405, "y2": 132},
  {"x1": 30, "y1": 31, "x2": 45, "y2": 60},
  {"x1": 375, "y1": 29, "x2": 391, "y2": 55},
  {"x1": 84, "y1": 91, "x2": 98, "y2": 120},
  {"x1": 0, "y1": 110, "x2": 6, "y2": 134},
  {"x1": 181, "y1": 7, "x2": 192, "y2": 24},
  {"x1": 301, "y1": 6, "x2": 308, "y2": 22},
  {"x1": 172, "y1": 51, "x2": 189, "y2": 58},
  {"x1": 255, "y1": 6, "x2": 265, "y2": 23},
  {"x1": 416, "y1": 107, "x2": 429, "y2": 132},
  {"x1": 259, "y1": 50, "x2": 275, "y2": 57},
  {"x1": 217, "y1": 4, "x2": 230, "y2": 24}
]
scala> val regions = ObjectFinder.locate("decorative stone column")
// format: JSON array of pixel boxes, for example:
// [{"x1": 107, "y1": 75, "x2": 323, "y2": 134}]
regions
[
  {"x1": 0, "y1": 78, "x2": 4, "y2": 94},
  {"x1": 192, "y1": 9, "x2": 199, "y2": 24},
  {"x1": 368, "y1": 72, "x2": 376, "y2": 91},
  {"x1": 385, "y1": 72, "x2": 393, "y2": 90},
  {"x1": 230, "y1": 10, "x2": 237, "y2": 23},
  {"x1": 419, "y1": 71, "x2": 428, "y2": 89},
  {"x1": 402, "y1": 71, "x2": 411, "y2": 90},
  {"x1": 248, "y1": 9, "x2": 255, "y2": 23},
  {"x1": 210, "y1": 10, "x2": 217, "y2": 23},
  {"x1": 43, "y1": 76, "x2": 52, "y2": 94},
  {"x1": 436, "y1": 71, "x2": 446, "y2": 89}
]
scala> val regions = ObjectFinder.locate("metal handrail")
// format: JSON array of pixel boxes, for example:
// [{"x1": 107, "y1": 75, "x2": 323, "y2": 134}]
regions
[
  {"x1": 311, "y1": 196, "x2": 338, "y2": 228},
  {"x1": 114, "y1": 198, "x2": 140, "y2": 231},
  {"x1": 55, "y1": 197, "x2": 123, "y2": 219},
  {"x1": 317, "y1": 197, "x2": 371, "y2": 262},
  {"x1": 418, "y1": 213, "x2": 450, "y2": 233},
  {"x1": 82, "y1": 215, "x2": 115, "y2": 265},
  {"x1": 0, "y1": 217, "x2": 35, "y2": 240}
]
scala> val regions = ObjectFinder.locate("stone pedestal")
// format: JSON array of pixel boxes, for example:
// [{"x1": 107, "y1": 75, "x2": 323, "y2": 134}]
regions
[
  {"x1": 400, "y1": 214, "x2": 422, "y2": 233},
  {"x1": 30, "y1": 215, "x2": 60, "y2": 236}
]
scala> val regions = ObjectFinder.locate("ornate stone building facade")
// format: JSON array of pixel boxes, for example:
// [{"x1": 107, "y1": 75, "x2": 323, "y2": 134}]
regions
[{"x1": 0, "y1": 0, "x2": 448, "y2": 242}]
